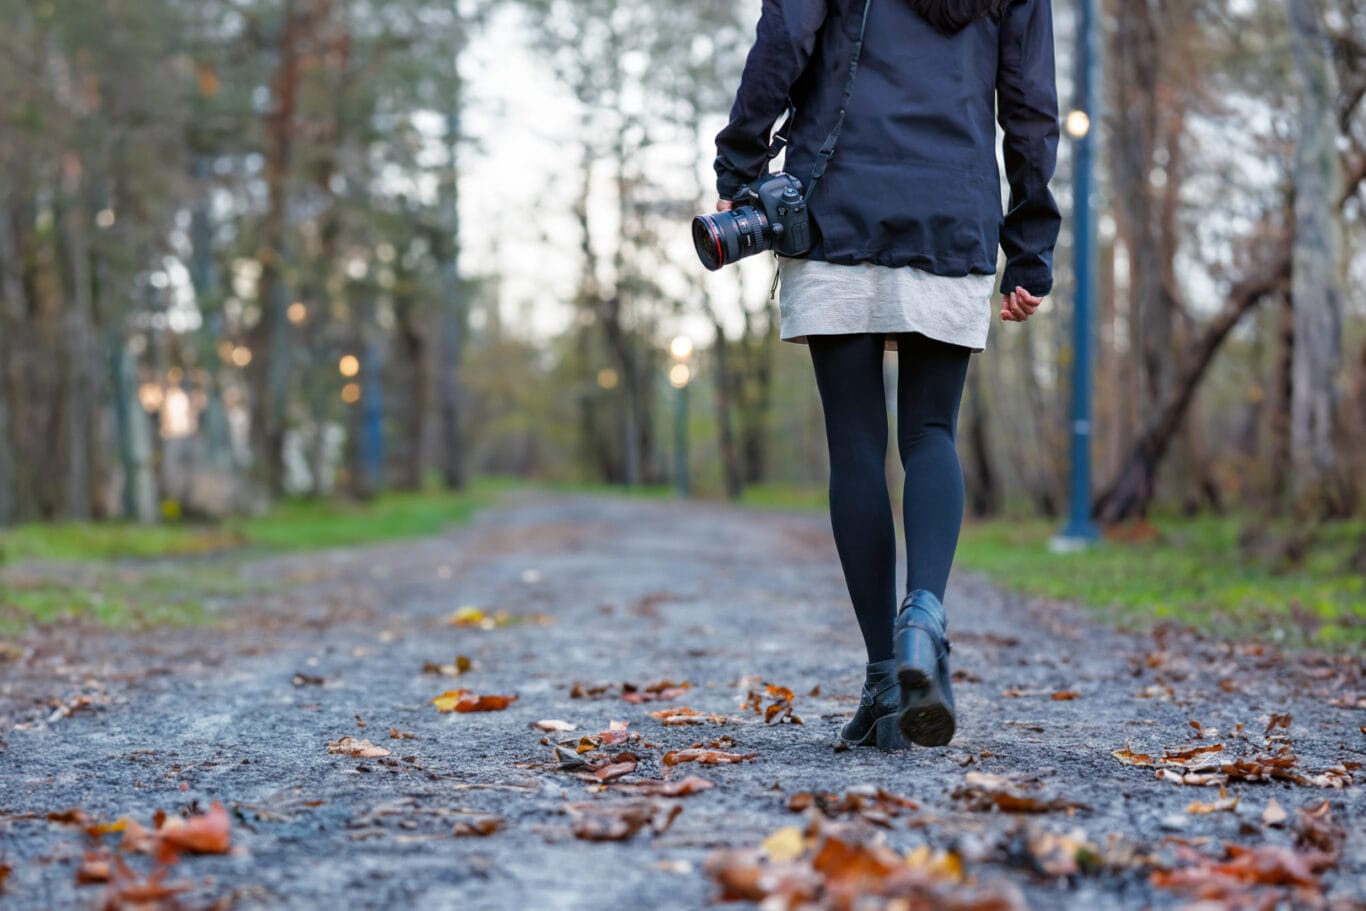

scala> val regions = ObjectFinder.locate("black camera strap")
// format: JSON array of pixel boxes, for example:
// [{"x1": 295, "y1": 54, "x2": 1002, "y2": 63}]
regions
[
  {"x1": 764, "y1": 0, "x2": 875, "y2": 193},
  {"x1": 808, "y1": 0, "x2": 874, "y2": 192}
]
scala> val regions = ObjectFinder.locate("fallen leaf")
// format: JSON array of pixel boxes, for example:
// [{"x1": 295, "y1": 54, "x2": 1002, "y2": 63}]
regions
[
  {"x1": 761, "y1": 826, "x2": 805, "y2": 862},
  {"x1": 567, "y1": 800, "x2": 682, "y2": 841},
  {"x1": 101, "y1": 859, "x2": 191, "y2": 906},
  {"x1": 662, "y1": 748, "x2": 758, "y2": 767},
  {"x1": 452, "y1": 816, "x2": 504, "y2": 837},
  {"x1": 622, "y1": 680, "x2": 691, "y2": 703},
  {"x1": 1294, "y1": 800, "x2": 1345, "y2": 859},
  {"x1": 389, "y1": 728, "x2": 416, "y2": 740},
  {"x1": 649, "y1": 706, "x2": 727, "y2": 726},
  {"x1": 1262, "y1": 798, "x2": 1287, "y2": 827},
  {"x1": 1264, "y1": 713, "x2": 1292, "y2": 735},
  {"x1": 533, "y1": 719, "x2": 576, "y2": 732},
  {"x1": 593, "y1": 754, "x2": 639, "y2": 782},
  {"x1": 786, "y1": 787, "x2": 919, "y2": 827},
  {"x1": 1186, "y1": 787, "x2": 1240, "y2": 814},
  {"x1": 612, "y1": 776, "x2": 714, "y2": 798},
  {"x1": 1112, "y1": 744, "x2": 1154, "y2": 767},
  {"x1": 1051, "y1": 691, "x2": 1080, "y2": 701},
  {"x1": 328, "y1": 736, "x2": 391, "y2": 758},
  {"x1": 598, "y1": 720, "x2": 634, "y2": 744},
  {"x1": 157, "y1": 801, "x2": 232, "y2": 861},
  {"x1": 75, "y1": 851, "x2": 110, "y2": 884},
  {"x1": 422, "y1": 655, "x2": 473, "y2": 677},
  {"x1": 952, "y1": 771, "x2": 1088, "y2": 815},
  {"x1": 432, "y1": 690, "x2": 518, "y2": 712}
]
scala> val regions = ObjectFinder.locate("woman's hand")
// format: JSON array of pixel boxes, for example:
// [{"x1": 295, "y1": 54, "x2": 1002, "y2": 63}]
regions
[
  {"x1": 999, "y1": 285, "x2": 1043, "y2": 322},
  {"x1": 715, "y1": 199, "x2": 734, "y2": 212}
]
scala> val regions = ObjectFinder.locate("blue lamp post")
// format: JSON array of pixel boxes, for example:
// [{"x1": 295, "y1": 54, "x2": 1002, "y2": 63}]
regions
[{"x1": 1055, "y1": 0, "x2": 1101, "y2": 549}]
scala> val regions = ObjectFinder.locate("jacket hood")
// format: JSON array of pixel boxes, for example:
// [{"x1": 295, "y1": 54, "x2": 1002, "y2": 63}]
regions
[{"x1": 906, "y1": 0, "x2": 1011, "y2": 34}]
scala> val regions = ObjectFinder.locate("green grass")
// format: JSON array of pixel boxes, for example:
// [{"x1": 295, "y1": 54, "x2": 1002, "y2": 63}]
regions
[
  {"x1": 956, "y1": 515, "x2": 1366, "y2": 651},
  {"x1": 0, "y1": 478, "x2": 511, "y2": 562},
  {"x1": 0, "y1": 480, "x2": 508, "y2": 634}
]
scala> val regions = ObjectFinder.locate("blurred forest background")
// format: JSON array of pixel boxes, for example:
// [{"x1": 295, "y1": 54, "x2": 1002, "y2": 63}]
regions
[{"x1": 0, "y1": 0, "x2": 1363, "y2": 556}]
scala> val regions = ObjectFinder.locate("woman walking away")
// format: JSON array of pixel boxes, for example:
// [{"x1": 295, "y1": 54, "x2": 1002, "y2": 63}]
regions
[{"x1": 710, "y1": 0, "x2": 1061, "y2": 750}]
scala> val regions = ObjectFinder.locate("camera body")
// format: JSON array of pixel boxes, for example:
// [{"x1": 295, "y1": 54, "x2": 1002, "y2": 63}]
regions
[{"x1": 692, "y1": 171, "x2": 813, "y2": 271}]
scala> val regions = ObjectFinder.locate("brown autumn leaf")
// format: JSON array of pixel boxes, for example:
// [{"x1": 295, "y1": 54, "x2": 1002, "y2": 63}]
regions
[
  {"x1": 786, "y1": 787, "x2": 920, "y2": 828},
  {"x1": 1294, "y1": 800, "x2": 1345, "y2": 859},
  {"x1": 452, "y1": 816, "x2": 505, "y2": 837},
  {"x1": 1111, "y1": 744, "x2": 1155, "y2": 767},
  {"x1": 327, "y1": 736, "x2": 391, "y2": 759},
  {"x1": 952, "y1": 772, "x2": 1089, "y2": 815},
  {"x1": 422, "y1": 655, "x2": 473, "y2": 677},
  {"x1": 567, "y1": 800, "x2": 682, "y2": 841},
  {"x1": 431, "y1": 690, "x2": 518, "y2": 713},
  {"x1": 1024, "y1": 830, "x2": 1100, "y2": 877},
  {"x1": 1262, "y1": 798, "x2": 1288, "y2": 827},
  {"x1": 622, "y1": 680, "x2": 691, "y2": 703},
  {"x1": 612, "y1": 776, "x2": 714, "y2": 797},
  {"x1": 649, "y1": 706, "x2": 728, "y2": 726},
  {"x1": 1186, "y1": 787, "x2": 1240, "y2": 814},
  {"x1": 1051, "y1": 691, "x2": 1080, "y2": 701},
  {"x1": 1264, "y1": 712, "x2": 1292, "y2": 735},
  {"x1": 662, "y1": 748, "x2": 758, "y2": 767},
  {"x1": 1152, "y1": 843, "x2": 1336, "y2": 897},
  {"x1": 569, "y1": 681, "x2": 615, "y2": 699},
  {"x1": 0, "y1": 863, "x2": 10, "y2": 892},
  {"x1": 1161, "y1": 743, "x2": 1225, "y2": 765},
  {"x1": 389, "y1": 728, "x2": 416, "y2": 740},
  {"x1": 156, "y1": 801, "x2": 232, "y2": 863},
  {"x1": 704, "y1": 817, "x2": 1025, "y2": 910},
  {"x1": 598, "y1": 720, "x2": 635, "y2": 745},
  {"x1": 593, "y1": 754, "x2": 639, "y2": 782},
  {"x1": 74, "y1": 850, "x2": 111, "y2": 884}
]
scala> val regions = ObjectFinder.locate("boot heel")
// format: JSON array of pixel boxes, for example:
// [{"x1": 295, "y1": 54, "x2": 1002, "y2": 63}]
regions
[
  {"x1": 895, "y1": 629, "x2": 955, "y2": 747},
  {"x1": 874, "y1": 713, "x2": 907, "y2": 751}
]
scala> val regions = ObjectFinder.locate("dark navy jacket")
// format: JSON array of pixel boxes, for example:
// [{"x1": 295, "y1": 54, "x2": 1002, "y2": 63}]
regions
[{"x1": 714, "y1": 0, "x2": 1061, "y2": 297}]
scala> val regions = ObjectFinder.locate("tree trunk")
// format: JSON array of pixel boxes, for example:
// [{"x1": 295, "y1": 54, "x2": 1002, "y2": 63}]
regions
[
  {"x1": 1094, "y1": 240, "x2": 1291, "y2": 523},
  {"x1": 247, "y1": 0, "x2": 307, "y2": 496},
  {"x1": 711, "y1": 321, "x2": 744, "y2": 501},
  {"x1": 1287, "y1": 0, "x2": 1347, "y2": 514},
  {"x1": 437, "y1": 97, "x2": 466, "y2": 490},
  {"x1": 964, "y1": 366, "x2": 1001, "y2": 517}
]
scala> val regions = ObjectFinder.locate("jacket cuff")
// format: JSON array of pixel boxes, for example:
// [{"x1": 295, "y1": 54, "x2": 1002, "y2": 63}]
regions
[
  {"x1": 716, "y1": 172, "x2": 749, "y2": 202},
  {"x1": 999, "y1": 265, "x2": 1053, "y2": 298}
]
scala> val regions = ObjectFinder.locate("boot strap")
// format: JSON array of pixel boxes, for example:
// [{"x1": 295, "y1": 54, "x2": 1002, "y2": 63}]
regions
[{"x1": 860, "y1": 674, "x2": 899, "y2": 706}]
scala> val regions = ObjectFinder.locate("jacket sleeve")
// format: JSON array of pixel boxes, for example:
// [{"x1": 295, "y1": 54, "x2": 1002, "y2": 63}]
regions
[
  {"x1": 714, "y1": 0, "x2": 827, "y2": 200},
  {"x1": 995, "y1": 0, "x2": 1061, "y2": 298}
]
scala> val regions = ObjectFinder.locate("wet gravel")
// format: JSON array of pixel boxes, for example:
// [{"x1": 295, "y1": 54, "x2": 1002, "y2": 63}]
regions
[{"x1": 0, "y1": 492, "x2": 1362, "y2": 909}]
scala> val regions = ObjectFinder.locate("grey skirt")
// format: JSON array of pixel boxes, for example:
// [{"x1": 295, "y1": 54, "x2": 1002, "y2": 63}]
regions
[{"x1": 777, "y1": 257, "x2": 996, "y2": 353}]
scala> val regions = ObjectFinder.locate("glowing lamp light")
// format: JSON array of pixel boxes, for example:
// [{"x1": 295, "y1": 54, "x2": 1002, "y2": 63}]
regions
[
  {"x1": 138, "y1": 382, "x2": 165, "y2": 412},
  {"x1": 669, "y1": 335, "x2": 694, "y2": 360},
  {"x1": 287, "y1": 302, "x2": 308, "y2": 324},
  {"x1": 231, "y1": 345, "x2": 253, "y2": 367},
  {"x1": 669, "y1": 364, "x2": 691, "y2": 389},
  {"x1": 341, "y1": 382, "x2": 362, "y2": 404},
  {"x1": 1065, "y1": 109, "x2": 1090, "y2": 138},
  {"x1": 339, "y1": 354, "x2": 360, "y2": 377},
  {"x1": 597, "y1": 367, "x2": 619, "y2": 390}
]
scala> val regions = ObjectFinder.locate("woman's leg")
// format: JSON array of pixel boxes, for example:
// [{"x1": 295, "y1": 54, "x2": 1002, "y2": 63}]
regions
[
  {"x1": 808, "y1": 333, "x2": 897, "y2": 663},
  {"x1": 894, "y1": 333, "x2": 972, "y2": 603}
]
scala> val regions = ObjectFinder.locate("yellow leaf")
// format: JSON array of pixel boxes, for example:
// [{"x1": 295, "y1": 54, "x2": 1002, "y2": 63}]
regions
[
  {"x1": 905, "y1": 845, "x2": 965, "y2": 882},
  {"x1": 432, "y1": 689, "x2": 468, "y2": 712},
  {"x1": 448, "y1": 606, "x2": 485, "y2": 626},
  {"x1": 760, "y1": 826, "x2": 805, "y2": 862}
]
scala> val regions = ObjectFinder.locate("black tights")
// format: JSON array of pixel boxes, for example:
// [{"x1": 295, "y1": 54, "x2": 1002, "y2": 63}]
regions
[{"x1": 808, "y1": 332, "x2": 971, "y2": 663}]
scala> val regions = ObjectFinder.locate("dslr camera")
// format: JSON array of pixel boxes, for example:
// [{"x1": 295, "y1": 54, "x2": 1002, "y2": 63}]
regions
[{"x1": 692, "y1": 172, "x2": 812, "y2": 271}]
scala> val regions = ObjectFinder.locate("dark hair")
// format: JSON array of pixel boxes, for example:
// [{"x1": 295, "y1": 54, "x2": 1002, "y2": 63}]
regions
[{"x1": 907, "y1": 0, "x2": 1012, "y2": 35}]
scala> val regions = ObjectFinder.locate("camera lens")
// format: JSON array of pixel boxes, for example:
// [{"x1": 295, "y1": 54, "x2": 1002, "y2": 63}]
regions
[{"x1": 691, "y1": 206, "x2": 772, "y2": 271}]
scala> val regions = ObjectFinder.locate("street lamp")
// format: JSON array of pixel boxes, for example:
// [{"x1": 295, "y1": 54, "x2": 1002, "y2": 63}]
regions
[
  {"x1": 669, "y1": 335, "x2": 693, "y2": 498},
  {"x1": 1053, "y1": 0, "x2": 1102, "y2": 551}
]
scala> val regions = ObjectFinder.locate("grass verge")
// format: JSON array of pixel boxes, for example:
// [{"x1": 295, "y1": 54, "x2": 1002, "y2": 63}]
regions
[{"x1": 956, "y1": 515, "x2": 1366, "y2": 652}]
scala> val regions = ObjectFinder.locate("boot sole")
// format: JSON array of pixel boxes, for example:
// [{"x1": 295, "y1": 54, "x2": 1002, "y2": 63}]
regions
[{"x1": 897, "y1": 666, "x2": 955, "y2": 747}]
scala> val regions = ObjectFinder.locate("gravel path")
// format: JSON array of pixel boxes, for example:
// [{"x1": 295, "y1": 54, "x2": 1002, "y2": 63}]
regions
[{"x1": 1, "y1": 492, "x2": 1361, "y2": 909}]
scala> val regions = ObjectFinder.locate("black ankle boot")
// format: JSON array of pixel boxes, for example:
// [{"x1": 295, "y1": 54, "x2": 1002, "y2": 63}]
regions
[
  {"x1": 837, "y1": 658, "x2": 907, "y2": 750},
  {"x1": 893, "y1": 589, "x2": 956, "y2": 747}
]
